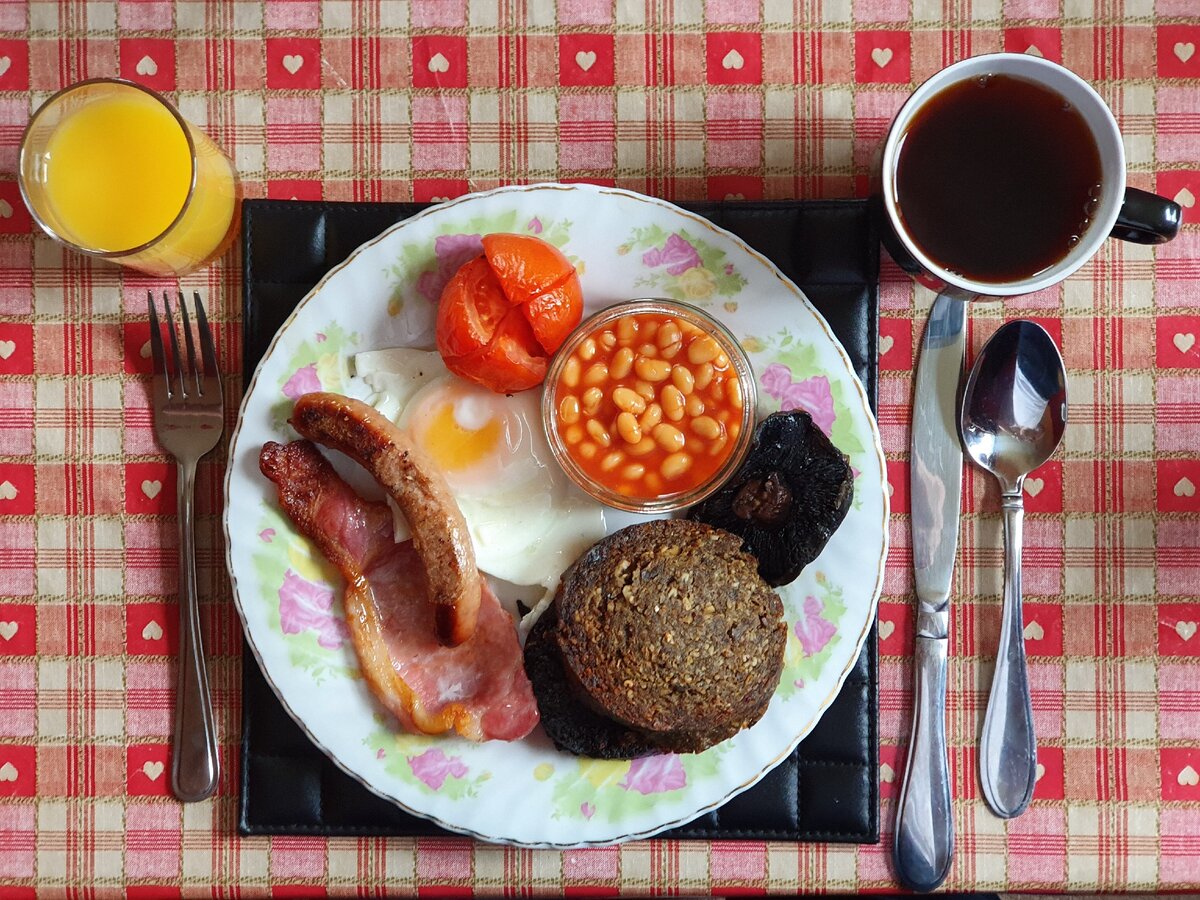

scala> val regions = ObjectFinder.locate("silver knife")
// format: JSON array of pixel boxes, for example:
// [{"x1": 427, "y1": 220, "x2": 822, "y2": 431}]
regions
[{"x1": 893, "y1": 289, "x2": 966, "y2": 893}]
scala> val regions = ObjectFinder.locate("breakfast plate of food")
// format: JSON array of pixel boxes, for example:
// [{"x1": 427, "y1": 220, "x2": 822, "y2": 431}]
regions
[{"x1": 224, "y1": 183, "x2": 889, "y2": 847}]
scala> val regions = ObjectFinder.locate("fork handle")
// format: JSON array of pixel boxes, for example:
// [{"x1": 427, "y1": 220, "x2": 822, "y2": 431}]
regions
[{"x1": 171, "y1": 459, "x2": 219, "y2": 802}]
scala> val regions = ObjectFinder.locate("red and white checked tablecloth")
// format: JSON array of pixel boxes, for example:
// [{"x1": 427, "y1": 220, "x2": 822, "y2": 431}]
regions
[{"x1": 0, "y1": 0, "x2": 1199, "y2": 894}]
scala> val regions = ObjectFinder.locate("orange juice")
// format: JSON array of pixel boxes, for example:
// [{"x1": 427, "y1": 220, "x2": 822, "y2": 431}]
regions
[
  {"x1": 44, "y1": 90, "x2": 193, "y2": 252},
  {"x1": 20, "y1": 79, "x2": 239, "y2": 276}
]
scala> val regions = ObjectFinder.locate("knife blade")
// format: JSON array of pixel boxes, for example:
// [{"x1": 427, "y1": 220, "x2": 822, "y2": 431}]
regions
[{"x1": 893, "y1": 289, "x2": 966, "y2": 893}]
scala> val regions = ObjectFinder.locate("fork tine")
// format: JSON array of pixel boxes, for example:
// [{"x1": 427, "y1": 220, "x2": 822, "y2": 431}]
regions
[
  {"x1": 177, "y1": 291, "x2": 202, "y2": 398},
  {"x1": 162, "y1": 291, "x2": 187, "y2": 399},
  {"x1": 146, "y1": 291, "x2": 172, "y2": 400},
  {"x1": 192, "y1": 292, "x2": 222, "y2": 390}
]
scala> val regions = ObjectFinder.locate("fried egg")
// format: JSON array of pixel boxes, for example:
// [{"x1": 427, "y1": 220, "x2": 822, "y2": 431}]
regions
[{"x1": 353, "y1": 348, "x2": 607, "y2": 589}]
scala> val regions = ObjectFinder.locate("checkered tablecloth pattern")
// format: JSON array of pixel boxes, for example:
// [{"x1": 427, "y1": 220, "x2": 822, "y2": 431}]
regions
[{"x1": 0, "y1": 0, "x2": 1198, "y2": 894}]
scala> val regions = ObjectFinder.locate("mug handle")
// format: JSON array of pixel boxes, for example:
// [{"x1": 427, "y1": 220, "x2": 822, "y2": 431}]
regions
[{"x1": 1111, "y1": 187, "x2": 1183, "y2": 244}]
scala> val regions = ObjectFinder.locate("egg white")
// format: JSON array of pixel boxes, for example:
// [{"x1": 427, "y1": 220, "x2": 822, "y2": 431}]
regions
[{"x1": 352, "y1": 349, "x2": 607, "y2": 590}]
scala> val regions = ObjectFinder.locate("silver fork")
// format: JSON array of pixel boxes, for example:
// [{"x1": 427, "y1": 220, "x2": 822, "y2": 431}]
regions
[{"x1": 147, "y1": 290, "x2": 223, "y2": 802}]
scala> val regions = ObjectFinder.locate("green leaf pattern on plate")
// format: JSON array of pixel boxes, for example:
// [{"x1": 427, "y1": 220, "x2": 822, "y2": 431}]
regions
[
  {"x1": 272, "y1": 322, "x2": 357, "y2": 430},
  {"x1": 546, "y1": 744, "x2": 731, "y2": 822},
  {"x1": 621, "y1": 225, "x2": 747, "y2": 303},
  {"x1": 365, "y1": 729, "x2": 491, "y2": 799}
]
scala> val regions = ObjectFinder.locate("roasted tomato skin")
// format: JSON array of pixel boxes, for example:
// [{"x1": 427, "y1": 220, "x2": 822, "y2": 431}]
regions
[{"x1": 435, "y1": 234, "x2": 583, "y2": 393}]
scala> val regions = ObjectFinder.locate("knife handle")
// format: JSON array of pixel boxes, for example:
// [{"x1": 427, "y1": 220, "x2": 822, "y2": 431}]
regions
[{"x1": 894, "y1": 634, "x2": 954, "y2": 893}]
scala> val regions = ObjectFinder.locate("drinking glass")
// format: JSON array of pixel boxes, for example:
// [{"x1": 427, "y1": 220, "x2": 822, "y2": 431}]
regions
[{"x1": 19, "y1": 78, "x2": 240, "y2": 277}]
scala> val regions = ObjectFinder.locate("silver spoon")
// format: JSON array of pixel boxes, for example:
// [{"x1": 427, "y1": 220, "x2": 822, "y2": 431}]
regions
[{"x1": 960, "y1": 319, "x2": 1067, "y2": 819}]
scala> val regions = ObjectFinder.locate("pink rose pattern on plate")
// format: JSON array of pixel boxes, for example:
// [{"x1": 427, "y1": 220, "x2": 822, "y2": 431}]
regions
[
  {"x1": 415, "y1": 233, "x2": 484, "y2": 303},
  {"x1": 619, "y1": 754, "x2": 687, "y2": 795},
  {"x1": 408, "y1": 748, "x2": 469, "y2": 791},
  {"x1": 281, "y1": 362, "x2": 322, "y2": 400},
  {"x1": 760, "y1": 363, "x2": 837, "y2": 436},
  {"x1": 277, "y1": 569, "x2": 348, "y2": 650},
  {"x1": 794, "y1": 594, "x2": 837, "y2": 658}
]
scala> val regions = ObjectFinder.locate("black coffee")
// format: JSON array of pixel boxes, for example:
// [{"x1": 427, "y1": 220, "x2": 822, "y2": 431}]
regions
[{"x1": 894, "y1": 73, "x2": 1104, "y2": 284}]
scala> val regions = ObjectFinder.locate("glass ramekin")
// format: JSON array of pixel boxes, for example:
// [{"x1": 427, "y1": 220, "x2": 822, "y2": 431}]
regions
[{"x1": 541, "y1": 299, "x2": 757, "y2": 514}]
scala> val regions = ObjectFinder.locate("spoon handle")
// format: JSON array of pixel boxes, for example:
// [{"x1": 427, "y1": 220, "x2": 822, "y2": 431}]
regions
[{"x1": 980, "y1": 489, "x2": 1038, "y2": 818}]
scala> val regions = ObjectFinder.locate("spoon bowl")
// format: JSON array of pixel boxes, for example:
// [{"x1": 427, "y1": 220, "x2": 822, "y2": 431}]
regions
[{"x1": 960, "y1": 319, "x2": 1067, "y2": 820}]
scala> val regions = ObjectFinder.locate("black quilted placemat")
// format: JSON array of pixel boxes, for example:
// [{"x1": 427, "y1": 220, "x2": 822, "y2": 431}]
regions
[{"x1": 238, "y1": 198, "x2": 880, "y2": 843}]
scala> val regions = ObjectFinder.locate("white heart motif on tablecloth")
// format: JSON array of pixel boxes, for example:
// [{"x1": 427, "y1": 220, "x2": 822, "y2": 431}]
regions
[
  {"x1": 1024, "y1": 477, "x2": 1044, "y2": 497},
  {"x1": 880, "y1": 762, "x2": 895, "y2": 783},
  {"x1": 1024, "y1": 45, "x2": 1044, "y2": 58},
  {"x1": 1035, "y1": 763, "x2": 1046, "y2": 782},
  {"x1": 879, "y1": 335, "x2": 894, "y2": 355},
  {"x1": 142, "y1": 620, "x2": 164, "y2": 641},
  {"x1": 0, "y1": 622, "x2": 17, "y2": 641},
  {"x1": 878, "y1": 620, "x2": 895, "y2": 640},
  {"x1": 282, "y1": 54, "x2": 304, "y2": 75},
  {"x1": 1176, "y1": 621, "x2": 1198, "y2": 642},
  {"x1": 575, "y1": 51, "x2": 596, "y2": 71},
  {"x1": 1023, "y1": 620, "x2": 1045, "y2": 641},
  {"x1": 428, "y1": 53, "x2": 450, "y2": 74},
  {"x1": 142, "y1": 761, "x2": 165, "y2": 781},
  {"x1": 140, "y1": 340, "x2": 152, "y2": 359},
  {"x1": 1176, "y1": 188, "x2": 1196, "y2": 209},
  {"x1": 1174, "y1": 332, "x2": 1196, "y2": 353},
  {"x1": 0, "y1": 481, "x2": 17, "y2": 501},
  {"x1": 0, "y1": 199, "x2": 12, "y2": 219},
  {"x1": 722, "y1": 49, "x2": 744, "y2": 71},
  {"x1": 724, "y1": 193, "x2": 745, "y2": 201},
  {"x1": 1175, "y1": 477, "x2": 1196, "y2": 498},
  {"x1": 1178, "y1": 765, "x2": 1200, "y2": 787},
  {"x1": 0, "y1": 763, "x2": 17, "y2": 782},
  {"x1": 871, "y1": 47, "x2": 893, "y2": 68},
  {"x1": 136, "y1": 55, "x2": 158, "y2": 77},
  {"x1": 0, "y1": 58, "x2": 10, "y2": 78},
  {"x1": 0, "y1": 340, "x2": 14, "y2": 360},
  {"x1": 1175, "y1": 42, "x2": 1196, "y2": 64},
  {"x1": 141, "y1": 479, "x2": 162, "y2": 499}
]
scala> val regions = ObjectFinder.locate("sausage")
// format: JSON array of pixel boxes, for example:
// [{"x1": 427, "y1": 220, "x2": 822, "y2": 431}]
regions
[{"x1": 289, "y1": 392, "x2": 481, "y2": 646}]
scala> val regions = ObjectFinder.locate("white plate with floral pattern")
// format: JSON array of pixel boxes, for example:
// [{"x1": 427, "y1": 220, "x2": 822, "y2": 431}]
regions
[{"x1": 224, "y1": 183, "x2": 889, "y2": 847}]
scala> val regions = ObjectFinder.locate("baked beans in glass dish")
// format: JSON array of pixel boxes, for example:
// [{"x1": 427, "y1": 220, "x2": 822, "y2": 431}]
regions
[{"x1": 542, "y1": 299, "x2": 757, "y2": 514}]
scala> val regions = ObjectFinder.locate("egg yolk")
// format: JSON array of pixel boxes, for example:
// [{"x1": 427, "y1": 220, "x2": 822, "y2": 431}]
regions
[{"x1": 416, "y1": 401, "x2": 503, "y2": 473}]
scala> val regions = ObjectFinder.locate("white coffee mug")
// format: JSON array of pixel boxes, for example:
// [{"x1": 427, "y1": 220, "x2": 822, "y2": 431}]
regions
[{"x1": 880, "y1": 52, "x2": 1180, "y2": 298}]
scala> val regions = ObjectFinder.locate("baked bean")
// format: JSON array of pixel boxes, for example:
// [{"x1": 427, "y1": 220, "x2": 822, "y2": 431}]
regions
[
  {"x1": 671, "y1": 365, "x2": 694, "y2": 395},
  {"x1": 586, "y1": 419, "x2": 612, "y2": 447},
  {"x1": 694, "y1": 362, "x2": 714, "y2": 390},
  {"x1": 661, "y1": 385, "x2": 686, "y2": 422},
  {"x1": 579, "y1": 337, "x2": 597, "y2": 361},
  {"x1": 582, "y1": 386, "x2": 603, "y2": 415},
  {"x1": 634, "y1": 380, "x2": 656, "y2": 400},
  {"x1": 622, "y1": 463, "x2": 646, "y2": 480},
  {"x1": 685, "y1": 394, "x2": 705, "y2": 417},
  {"x1": 600, "y1": 450, "x2": 625, "y2": 472},
  {"x1": 652, "y1": 423, "x2": 685, "y2": 453},
  {"x1": 691, "y1": 416, "x2": 721, "y2": 439},
  {"x1": 660, "y1": 452, "x2": 692, "y2": 480},
  {"x1": 578, "y1": 441, "x2": 598, "y2": 460},
  {"x1": 558, "y1": 395, "x2": 581, "y2": 425},
  {"x1": 714, "y1": 352, "x2": 730, "y2": 369},
  {"x1": 687, "y1": 336, "x2": 721, "y2": 365},
  {"x1": 628, "y1": 436, "x2": 657, "y2": 457},
  {"x1": 638, "y1": 343, "x2": 658, "y2": 359},
  {"x1": 610, "y1": 347, "x2": 634, "y2": 379},
  {"x1": 659, "y1": 340, "x2": 681, "y2": 360},
  {"x1": 599, "y1": 330, "x2": 617, "y2": 349},
  {"x1": 562, "y1": 356, "x2": 581, "y2": 388},
  {"x1": 634, "y1": 357, "x2": 671, "y2": 382},
  {"x1": 612, "y1": 386, "x2": 646, "y2": 414},
  {"x1": 645, "y1": 471, "x2": 664, "y2": 493},
  {"x1": 727, "y1": 420, "x2": 741, "y2": 439},
  {"x1": 727, "y1": 378, "x2": 743, "y2": 409},
  {"x1": 657, "y1": 322, "x2": 681, "y2": 349},
  {"x1": 565, "y1": 424, "x2": 584, "y2": 444},
  {"x1": 616, "y1": 316, "x2": 639, "y2": 342},
  {"x1": 616, "y1": 412, "x2": 642, "y2": 445},
  {"x1": 639, "y1": 403, "x2": 663, "y2": 431},
  {"x1": 583, "y1": 362, "x2": 609, "y2": 386},
  {"x1": 708, "y1": 434, "x2": 728, "y2": 456},
  {"x1": 641, "y1": 320, "x2": 659, "y2": 340}
]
